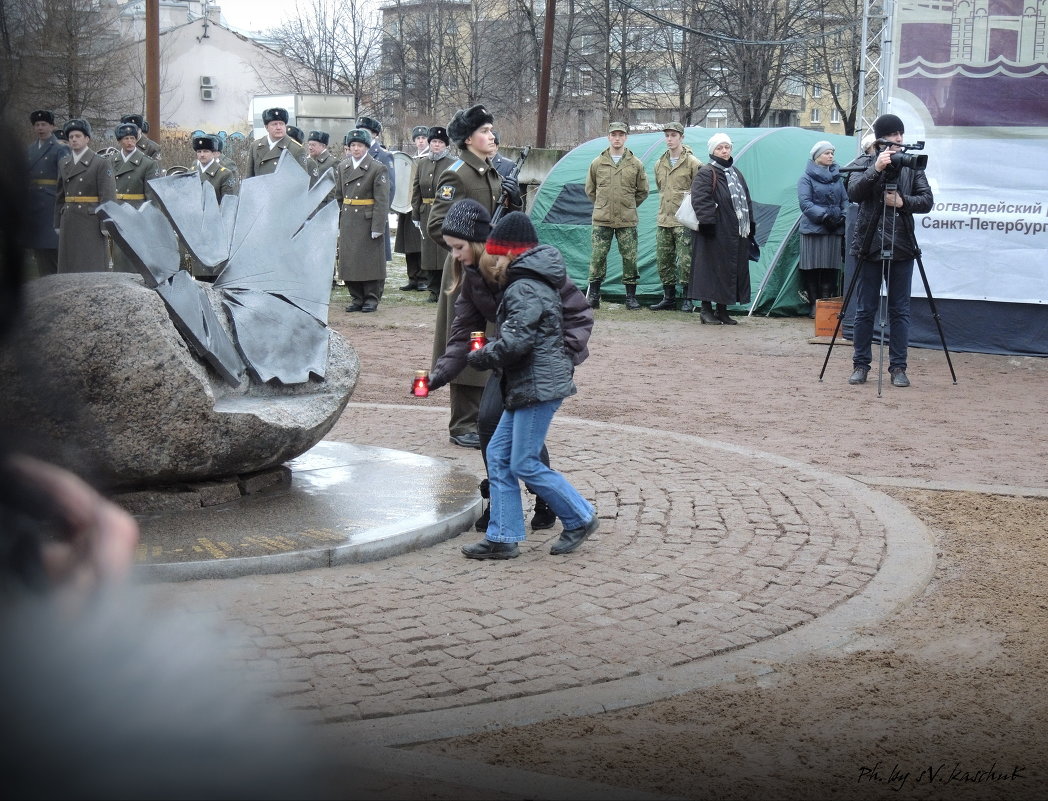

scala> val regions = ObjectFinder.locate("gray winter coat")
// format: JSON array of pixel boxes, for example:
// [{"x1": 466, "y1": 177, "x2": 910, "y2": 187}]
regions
[
  {"x1": 844, "y1": 153, "x2": 933, "y2": 261},
  {"x1": 466, "y1": 245, "x2": 577, "y2": 410}
]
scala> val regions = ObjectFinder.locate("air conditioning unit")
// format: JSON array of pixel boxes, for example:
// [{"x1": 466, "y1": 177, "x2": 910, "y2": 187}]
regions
[
  {"x1": 200, "y1": 76, "x2": 215, "y2": 87},
  {"x1": 200, "y1": 87, "x2": 216, "y2": 101}
]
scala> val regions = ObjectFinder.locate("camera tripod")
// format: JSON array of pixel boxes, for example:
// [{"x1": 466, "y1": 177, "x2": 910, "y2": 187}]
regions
[{"x1": 818, "y1": 178, "x2": 957, "y2": 396}]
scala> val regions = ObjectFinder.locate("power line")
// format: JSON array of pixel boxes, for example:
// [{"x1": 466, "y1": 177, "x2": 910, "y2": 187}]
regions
[{"x1": 616, "y1": 0, "x2": 862, "y2": 46}]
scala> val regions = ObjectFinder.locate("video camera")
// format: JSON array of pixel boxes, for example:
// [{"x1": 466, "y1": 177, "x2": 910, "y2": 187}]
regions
[{"x1": 876, "y1": 139, "x2": 928, "y2": 171}]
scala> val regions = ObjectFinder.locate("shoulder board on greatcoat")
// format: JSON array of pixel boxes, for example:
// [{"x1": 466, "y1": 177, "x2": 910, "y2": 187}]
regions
[{"x1": 447, "y1": 160, "x2": 464, "y2": 173}]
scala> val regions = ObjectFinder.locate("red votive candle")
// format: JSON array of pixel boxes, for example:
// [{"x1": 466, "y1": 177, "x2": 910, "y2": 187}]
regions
[
  {"x1": 470, "y1": 331, "x2": 487, "y2": 351},
  {"x1": 412, "y1": 370, "x2": 430, "y2": 397}
]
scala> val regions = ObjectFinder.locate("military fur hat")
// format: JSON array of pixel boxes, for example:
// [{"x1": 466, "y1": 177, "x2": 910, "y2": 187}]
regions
[
  {"x1": 308, "y1": 130, "x2": 330, "y2": 145},
  {"x1": 210, "y1": 133, "x2": 224, "y2": 151},
  {"x1": 115, "y1": 123, "x2": 139, "y2": 140},
  {"x1": 192, "y1": 134, "x2": 221, "y2": 151},
  {"x1": 262, "y1": 107, "x2": 289, "y2": 125},
  {"x1": 30, "y1": 110, "x2": 55, "y2": 125},
  {"x1": 427, "y1": 126, "x2": 450, "y2": 145},
  {"x1": 447, "y1": 104, "x2": 494, "y2": 148},
  {"x1": 356, "y1": 116, "x2": 382, "y2": 135},
  {"x1": 121, "y1": 113, "x2": 145, "y2": 128},
  {"x1": 142, "y1": 120, "x2": 150, "y2": 133},
  {"x1": 345, "y1": 128, "x2": 371, "y2": 148},
  {"x1": 411, "y1": 125, "x2": 429, "y2": 139},
  {"x1": 287, "y1": 125, "x2": 304, "y2": 143},
  {"x1": 64, "y1": 118, "x2": 91, "y2": 138}
]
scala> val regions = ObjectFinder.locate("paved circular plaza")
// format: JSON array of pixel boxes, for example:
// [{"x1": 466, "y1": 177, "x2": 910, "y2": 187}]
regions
[{"x1": 145, "y1": 402, "x2": 933, "y2": 747}]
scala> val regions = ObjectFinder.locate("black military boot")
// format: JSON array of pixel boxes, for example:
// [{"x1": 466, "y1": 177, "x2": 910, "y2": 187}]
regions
[
  {"x1": 474, "y1": 479, "x2": 490, "y2": 532},
  {"x1": 698, "y1": 300, "x2": 721, "y2": 325},
  {"x1": 679, "y1": 284, "x2": 693, "y2": 313},
  {"x1": 586, "y1": 281, "x2": 601, "y2": 309},
  {"x1": 649, "y1": 284, "x2": 677, "y2": 311},
  {"x1": 624, "y1": 284, "x2": 641, "y2": 310}
]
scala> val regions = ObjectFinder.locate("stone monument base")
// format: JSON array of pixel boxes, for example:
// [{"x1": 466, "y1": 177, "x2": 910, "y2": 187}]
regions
[{"x1": 130, "y1": 441, "x2": 481, "y2": 582}]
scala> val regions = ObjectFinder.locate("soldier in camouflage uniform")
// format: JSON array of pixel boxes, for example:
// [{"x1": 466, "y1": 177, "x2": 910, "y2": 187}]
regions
[
  {"x1": 585, "y1": 121, "x2": 649, "y2": 310},
  {"x1": 651, "y1": 122, "x2": 701, "y2": 311}
]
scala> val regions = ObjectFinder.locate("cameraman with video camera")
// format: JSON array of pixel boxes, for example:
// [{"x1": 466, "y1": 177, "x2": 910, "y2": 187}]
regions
[{"x1": 845, "y1": 113, "x2": 933, "y2": 388}]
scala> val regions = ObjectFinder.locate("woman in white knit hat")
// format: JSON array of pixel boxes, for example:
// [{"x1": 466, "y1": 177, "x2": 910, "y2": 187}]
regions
[
  {"x1": 685, "y1": 132, "x2": 756, "y2": 325},
  {"x1": 796, "y1": 140, "x2": 847, "y2": 317}
]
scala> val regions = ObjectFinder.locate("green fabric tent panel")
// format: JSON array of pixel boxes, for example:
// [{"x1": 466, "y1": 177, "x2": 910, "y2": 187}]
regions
[{"x1": 530, "y1": 127, "x2": 856, "y2": 315}]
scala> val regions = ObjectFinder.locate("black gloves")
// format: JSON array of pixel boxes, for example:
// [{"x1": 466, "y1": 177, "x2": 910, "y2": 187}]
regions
[
  {"x1": 699, "y1": 223, "x2": 716, "y2": 238},
  {"x1": 500, "y1": 175, "x2": 521, "y2": 207},
  {"x1": 426, "y1": 370, "x2": 447, "y2": 392}
]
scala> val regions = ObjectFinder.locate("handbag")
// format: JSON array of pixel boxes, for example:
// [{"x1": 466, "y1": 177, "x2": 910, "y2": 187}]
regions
[
  {"x1": 747, "y1": 234, "x2": 761, "y2": 262},
  {"x1": 674, "y1": 193, "x2": 698, "y2": 231}
]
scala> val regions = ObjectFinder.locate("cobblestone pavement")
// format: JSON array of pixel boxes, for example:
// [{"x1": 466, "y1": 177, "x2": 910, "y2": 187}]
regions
[{"x1": 150, "y1": 403, "x2": 894, "y2": 726}]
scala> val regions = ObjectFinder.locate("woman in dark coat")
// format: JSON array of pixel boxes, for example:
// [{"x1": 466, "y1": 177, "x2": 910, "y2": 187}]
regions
[
  {"x1": 797, "y1": 140, "x2": 847, "y2": 317},
  {"x1": 688, "y1": 132, "x2": 755, "y2": 325}
]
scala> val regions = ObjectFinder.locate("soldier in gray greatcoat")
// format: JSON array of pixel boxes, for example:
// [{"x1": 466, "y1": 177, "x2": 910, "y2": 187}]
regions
[
  {"x1": 335, "y1": 128, "x2": 390, "y2": 313},
  {"x1": 395, "y1": 124, "x2": 429, "y2": 291},
  {"x1": 410, "y1": 126, "x2": 454, "y2": 300},
  {"x1": 54, "y1": 119, "x2": 116, "y2": 273},
  {"x1": 355, "y1": 116, "x2": 394, "y2": 261},
  {"x1": 110, "y1": 122, "x2": 160, "y2": 272},
  {"x1": 248, "y1": 108, "x2": 306, "y2": 177},
  {"x1": 26, "y1": 109, "x2": 69, "y2": 276}
]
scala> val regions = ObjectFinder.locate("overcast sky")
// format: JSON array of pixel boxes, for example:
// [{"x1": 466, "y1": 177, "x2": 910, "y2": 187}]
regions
[{"x1": 218, "y1": 0, "x2": 289, "y2": 32}]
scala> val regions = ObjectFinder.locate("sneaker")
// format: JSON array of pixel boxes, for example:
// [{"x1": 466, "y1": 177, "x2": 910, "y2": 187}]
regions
[
  {"x1": 462, "y1": 539, "x2": 520, "y2": 560},
  {"x1": 848, "y1": 366, "x2": 869, "y2": 384},
  {"x1": 890, "y1": 368, "x2": 910, "y2": 387}
]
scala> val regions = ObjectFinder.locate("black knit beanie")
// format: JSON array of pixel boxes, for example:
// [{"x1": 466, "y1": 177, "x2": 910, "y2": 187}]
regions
[
  {"x1": 486, "y1": 212, "x2": 538, "y2": 256},
  {"x1": 873, "y1": 113, "x2": 904, "y2": 139},
  {"x1": 441, "y1": 199, "x2": 491, "y2": 243}
]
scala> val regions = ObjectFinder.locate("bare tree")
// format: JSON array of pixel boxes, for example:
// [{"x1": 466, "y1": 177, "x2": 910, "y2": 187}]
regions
[
  {"x1": 1, "y1": 0, "x2": 134, "y2": 126},
  {"x1": 805, "y1": 0, "x2": 866, "y2": 134},
  {"x1": 260, "y1": 0, "x2": 380, "y2": 98}
]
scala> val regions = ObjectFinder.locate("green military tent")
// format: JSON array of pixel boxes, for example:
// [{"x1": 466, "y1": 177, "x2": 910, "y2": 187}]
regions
[{"x1": 529, "y1": 126, "x2": 856, "y2": 314}]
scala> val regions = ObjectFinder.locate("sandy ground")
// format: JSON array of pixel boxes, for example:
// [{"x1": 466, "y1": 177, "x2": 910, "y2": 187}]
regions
[{"x1": 328, "y1": 270, "x2": 1048, "y2": 800}]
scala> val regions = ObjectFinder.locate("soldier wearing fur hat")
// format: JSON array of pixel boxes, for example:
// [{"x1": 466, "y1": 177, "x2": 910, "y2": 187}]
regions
[
  {"x1": 120, "y1": 114, "x2": 161, "y2": 163},
  {"x1": 411, "y1": 126, "x2": 454, "y2": 299},
  {"x1": 110, "y1": 122, "x2": 160, "y2": 272},
  {"x1": 335, "y1": 128, "x2": 390, "y2": 312},
  {"x1": 54, "y1": 119, "x2": 116, "y2": 273},
  {"x1": 193, "y1": 134, "x2": 237, "y2": 203},
  {"x1": 248, "y1": 107, "x2": 306, "y2": 177},
  {"x1": 355, "y1": 115, "x2": 394, "y2": 261},
  {"x1": 426, "y1": 104, "x2": 521, "y2": 449},
  {"x1": 26, "y1": 110, "x2": 70, "y2": 276},
  {"x1": 305, "y1": 130, "x2": 339, "y2": 189},
  {"x1": 395, "y1": 125, "x2": 433, "y2": 291}
]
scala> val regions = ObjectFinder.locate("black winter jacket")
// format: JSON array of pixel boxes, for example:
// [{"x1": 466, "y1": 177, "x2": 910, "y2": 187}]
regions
[
  {"x1": 844, "y1": 153, "x2": 933, "y2": 261},
  {"x1": 466, "y1": 245, "x2": 578, "y2": 410},
  {"x1": 430, "y1": 248, "x2": 593, "y2": 390}
]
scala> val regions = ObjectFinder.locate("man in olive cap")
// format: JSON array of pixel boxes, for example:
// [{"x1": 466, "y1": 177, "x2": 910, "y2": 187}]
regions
[
  {"x1": 26, "y1": 110, "x2": 69, "y2": 276},
  {"x1": 395, "y1": 125, "x2": 433, "y2": 291},
  {"x1": 585, "y1": 121, "x2": 649, "y2": 309},
  {"x1": 651, "y1": 121, "x2": 701, "y2": 311},
  {"x1": 248, "y1": 107, "x2": 306, "y2": 177},
  {"x1": 54, "y1": 119, "x2": 116, "y2": 273}
]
